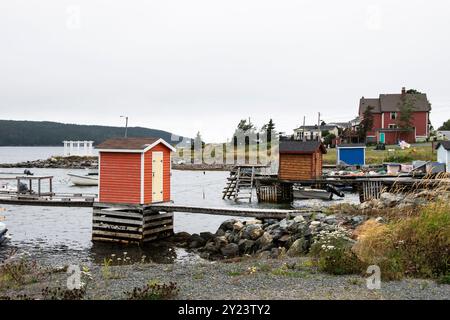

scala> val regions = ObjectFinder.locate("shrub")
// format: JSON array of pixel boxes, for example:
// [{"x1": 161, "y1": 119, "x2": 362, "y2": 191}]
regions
[
  {"x1": 41, "y1": 287, "x2": 86, "y2": 300},
  {"x1": 0, "y1": 258, "x2": 46, "y2": 289},
  {"x1": 310, "y1": 228, "x2": 364, "y2": 275},
  {"x1": 353, "y1": 201, "x2": 450, "y2": 280},
  {"x1": 383, "y1": 153, "x2": 413, "y2": 163},
  {"x1": 125, "y1": 281, "x2": 179, "y2": 300}
]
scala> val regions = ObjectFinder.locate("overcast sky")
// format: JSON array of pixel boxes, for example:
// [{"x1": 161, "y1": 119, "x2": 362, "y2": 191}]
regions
[{"x1": 1, "y1": 0, "x2": 449, "y2": 142}]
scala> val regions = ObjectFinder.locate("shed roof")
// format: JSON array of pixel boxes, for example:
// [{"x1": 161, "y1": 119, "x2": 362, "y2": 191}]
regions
[
  {"x1": 436, "y1": 141, "x2": 450, "y2": 151},
  {"x1": 96, "y1": 137, "x2": 176, "y2": 152},
  {"x1": 279, "y1": 140, "x2": 326, "y2": 154},
  {"x1": 337, "y1": 143, "x2": 366, "y2": 148}
]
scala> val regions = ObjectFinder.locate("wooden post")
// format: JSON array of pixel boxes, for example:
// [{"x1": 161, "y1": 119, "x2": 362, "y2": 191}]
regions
[
  {"x1": 38, "y1": 178, "x2": 41, "y2": 197},
  {"x1": 29, "y1": 179, "x2": 32, "y2": 194}
]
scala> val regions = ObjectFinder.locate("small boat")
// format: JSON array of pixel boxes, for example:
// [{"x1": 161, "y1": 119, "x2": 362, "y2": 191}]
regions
[
  {"x1": 293, "y1": 184, "x2": 345, "y2": 201},
  {"x1": 86, "y1": 168, "x2": 99, "y2": 176},
  {"x1": 0, "y1": 222, "x2": 7, "y2": 244},
  {"x1": 0, "y1": 183, "x2": 17, "y2": 193},
  {"x1": 68, "y1": 173, "x2": 99, "y2": 186},
  {"x1": 294, "y1": 187, "x2": 334, "y2": 200}
]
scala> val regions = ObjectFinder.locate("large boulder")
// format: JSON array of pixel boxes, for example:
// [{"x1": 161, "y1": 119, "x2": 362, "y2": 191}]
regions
[
  {"x1": 217, "y1": 219, "x2": 238, "y2": 233},
  {"x1": 238, "y1": 239, "x2": 256, "y2": 254},
  {"x1": 221, "y1": 243, "x2": 239, "y2": 257},
  {"x1": 203, "y1": 241, "x2": 219, "y2": 254},
  {"x1": 255, "y1": 232, "x2": 273, "y2": 249},
  {"x1": 380, "y1": 192, "x2": 403, "y2": 207},
  {"x1": 279, "y1": 219, "x2": 294, "y2": 230},
  {"x1": 287, "y1": 238, "x2": 307, "y2": 257},
  {"x1": 214, "y1": 236, "x2": 229, "y2": 248},
  {"x1": 172, "y1": 232, "x2": 191, "y2": 242},
  {"x1": 324, "y1": 215, "x2": 338, "y2": 225},
  {"x1": 245, "y1": 219, "x2": 262, "y2": 225},
  {"x1": 232, "y1": 221, "x2": 244, "y2": 232},
  {"x1": 200, "y1": 232, "x2": 215, "y2": 242},
  {"x1": 188, "y1": 234, "x2": 206, "y2": 248},
  {"x1": 241, "y1": 224, "x2": 264, "y2": 240}
]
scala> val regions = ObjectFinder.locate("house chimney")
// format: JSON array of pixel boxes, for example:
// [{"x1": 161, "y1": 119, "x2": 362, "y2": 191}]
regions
[{"x1": 401, "y1": 87, "x2": 406, "y2": 95}]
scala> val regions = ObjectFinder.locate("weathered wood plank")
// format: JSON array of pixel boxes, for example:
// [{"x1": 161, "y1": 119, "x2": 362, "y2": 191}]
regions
[
  {"x1": 93, "y1": 216, "x2": 143, "y2": 226},
  {"x1": 92, "y1": 236, "x2": 139, "y2": 244},
  {"x1": 143, "y1": 225, "x2": 174, "y2": 236},
  {"x1": 143, "y1": 219, "x2": 173, "y2": 229},
  {"x1": 93, "y1": 209, "x2": 143, "y2": 219},
  {"x1": 92, "y1": 229, "x2": 143, "y2": 240},
  {"x1": 143, "y1": 212, "x2": 173, "y2": 222},
  {"x1": 93, "y1": 223, "x2": 142, "y2": 232}
]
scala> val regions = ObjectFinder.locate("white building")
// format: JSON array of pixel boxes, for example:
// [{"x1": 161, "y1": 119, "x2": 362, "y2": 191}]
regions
[
  {"x1": 63, "y1": 141, "x2": 94, "y2": 157},
  {"x1": 436, "y1": 141, "x2": 450, "y2": 172},
  {"x1": 293, "y1": 125, "x2": 339, "y2": 141}
]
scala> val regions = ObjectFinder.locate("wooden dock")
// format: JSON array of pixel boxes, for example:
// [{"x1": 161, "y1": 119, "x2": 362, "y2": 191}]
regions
[
  {"x1": 96, "y1": 202, "x2": 310, "y2": 219},
  {"x1": 0, "y1": 192, "x2": 96, "y2": 207},
  {"x1": 92, "y1": 202, "x2": 311, "y2": 244}
]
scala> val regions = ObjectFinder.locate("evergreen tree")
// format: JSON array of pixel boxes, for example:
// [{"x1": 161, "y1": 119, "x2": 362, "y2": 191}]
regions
[{"x1": 438, "y1": 119, "x2": 450, "y2": 130}]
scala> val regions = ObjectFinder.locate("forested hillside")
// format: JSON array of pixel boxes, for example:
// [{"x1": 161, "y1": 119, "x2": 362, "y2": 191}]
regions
[{"x1": 0, "y1": 120, "x2": 187, "y2": 146}]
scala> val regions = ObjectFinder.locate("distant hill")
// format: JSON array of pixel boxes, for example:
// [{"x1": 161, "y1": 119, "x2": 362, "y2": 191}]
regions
[{"x1": 0, "y1": 120, "x2": 189, "y2": 146}]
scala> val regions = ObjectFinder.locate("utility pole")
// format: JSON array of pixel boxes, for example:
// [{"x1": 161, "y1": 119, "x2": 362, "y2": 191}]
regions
[
  {"x1": 317, "y1": 112, "x2": 321, "y2": 141},
  {"x1": 121, "y1": 116, "x2": 128, "y2": 138},
  {"x1": 302, "y1": 116, "x2": 306, "y2": 141}
]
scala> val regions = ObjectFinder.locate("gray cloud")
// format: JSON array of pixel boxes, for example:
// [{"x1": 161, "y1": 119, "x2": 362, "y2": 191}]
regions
[{"x1": 0, "y1": 0, "x2": 449, "y2": 142}]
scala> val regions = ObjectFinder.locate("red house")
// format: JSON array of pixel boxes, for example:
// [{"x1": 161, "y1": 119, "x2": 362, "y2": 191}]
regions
[
  {"x1": 359, "y1": 88, "x2": 431, "y2": 144},
  {"x1": 96, "y1": 138, "x2": 176, "y2": 205}
]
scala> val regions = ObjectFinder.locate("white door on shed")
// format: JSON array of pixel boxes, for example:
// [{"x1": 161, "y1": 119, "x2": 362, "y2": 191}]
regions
[{"x1": 152, "y1": 151, "x2": 164, "y2": 202}]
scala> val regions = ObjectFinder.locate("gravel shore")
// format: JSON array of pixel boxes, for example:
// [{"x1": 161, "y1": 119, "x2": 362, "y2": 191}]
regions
[{"x1": 2, "y1": 256, "x2": 449, "y2": 300}]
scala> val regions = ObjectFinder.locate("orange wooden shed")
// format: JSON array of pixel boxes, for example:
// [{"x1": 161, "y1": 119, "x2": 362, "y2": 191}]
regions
[
  {"x1": 96, "y1": 138, "x2": 176, "y2": 205},
  {"x1": 278, "y1": 140, "x2": 327, "y2": 181}
]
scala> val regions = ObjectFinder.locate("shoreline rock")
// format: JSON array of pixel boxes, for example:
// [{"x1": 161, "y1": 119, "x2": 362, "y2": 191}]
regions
[
  {"x1": 172, "y1": 212, "x2": 368, "y2": 261},
  {"x1": 0, "y1": 156, "x2": 98, "y2": 169}
]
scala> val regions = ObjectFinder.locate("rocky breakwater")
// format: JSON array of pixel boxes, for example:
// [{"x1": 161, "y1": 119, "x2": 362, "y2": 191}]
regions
[
  {"x1": 359, "y1": 189, "x2": 450, "y2": 212},
  {"x1": 173, "y1": 213, "x2": 367, "y2": 260},
  {"x1": 0, "y1": 156, "x2": 98, "y2": 169}
]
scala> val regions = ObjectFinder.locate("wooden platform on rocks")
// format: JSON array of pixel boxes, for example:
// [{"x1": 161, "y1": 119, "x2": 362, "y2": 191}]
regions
[{"x1": 96, "y1": 202, "x2": 311, "y2": 220}]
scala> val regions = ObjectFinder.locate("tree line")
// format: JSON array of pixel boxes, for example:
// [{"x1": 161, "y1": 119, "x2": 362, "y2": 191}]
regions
[{"x1": 0, "y1": 120, "x2": 185, "y2": 146}]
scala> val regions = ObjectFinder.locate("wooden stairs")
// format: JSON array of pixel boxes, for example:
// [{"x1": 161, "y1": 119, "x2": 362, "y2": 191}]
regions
[{"x1": 222, "y1": 166, "x2": 256, "y2": 202}]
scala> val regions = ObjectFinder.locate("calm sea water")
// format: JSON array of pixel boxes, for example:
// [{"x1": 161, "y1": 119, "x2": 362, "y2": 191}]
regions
[
  {"x1": 0, "y1": 147, "x2": 359, "y2": 265},
  {"x1": 0, "y1": 146, "x2": 99, "y2": 164}
]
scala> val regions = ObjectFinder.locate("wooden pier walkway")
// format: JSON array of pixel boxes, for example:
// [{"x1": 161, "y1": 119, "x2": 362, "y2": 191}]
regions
[
  {"x1": 0, "y1": 191, "x2": 309, "y2": 219},
  {"x1": 95, "y1": 202, "x2": 310, "y2": 219},
  {"x1": 0, "y1": 192, "x2": 96, "y2": 207}
]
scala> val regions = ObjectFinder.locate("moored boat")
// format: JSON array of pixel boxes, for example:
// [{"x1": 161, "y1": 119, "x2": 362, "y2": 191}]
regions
[
  {"x1": 293, "y1": 187, "x2": 334, "y2": 200},
  {"x1": 68, "y1": 173, "x2": 99, "y2": 186}
]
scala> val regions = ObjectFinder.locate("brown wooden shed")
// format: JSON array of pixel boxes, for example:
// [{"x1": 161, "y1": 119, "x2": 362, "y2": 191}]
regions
[{"x1": 278, "y1": 140, "x2": 327, "y2": 181}]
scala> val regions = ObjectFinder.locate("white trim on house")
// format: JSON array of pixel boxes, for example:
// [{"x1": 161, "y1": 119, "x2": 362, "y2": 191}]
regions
[
  {"x1": 140, "y1": 153, "x2": 145, "y2": 204},
  {"x1": 336, "y1": 146, "x2": 367, "y2": 149},
  {"x1": 381, "y1": 112, "x2": 385, "y2": 128},
  {"x1": 98, "y1": 152, "x2": 101, "y2": 201},
  {"x1": 97, "y1": 138, "x2": 177, "y2": 153}
]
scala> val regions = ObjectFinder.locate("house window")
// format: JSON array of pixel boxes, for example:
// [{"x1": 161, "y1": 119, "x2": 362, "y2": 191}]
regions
[
  {"x1": 388, "y1": 124, "x2": 398, "y2": 129},
  {"x1": 390, "y1": 112, "x2": 397, "y2": 120}
]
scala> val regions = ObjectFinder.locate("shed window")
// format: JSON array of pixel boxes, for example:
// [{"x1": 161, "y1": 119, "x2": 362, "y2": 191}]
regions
[{"x1": 390, "y1": 112, "x2": 397, "y2": 120}]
